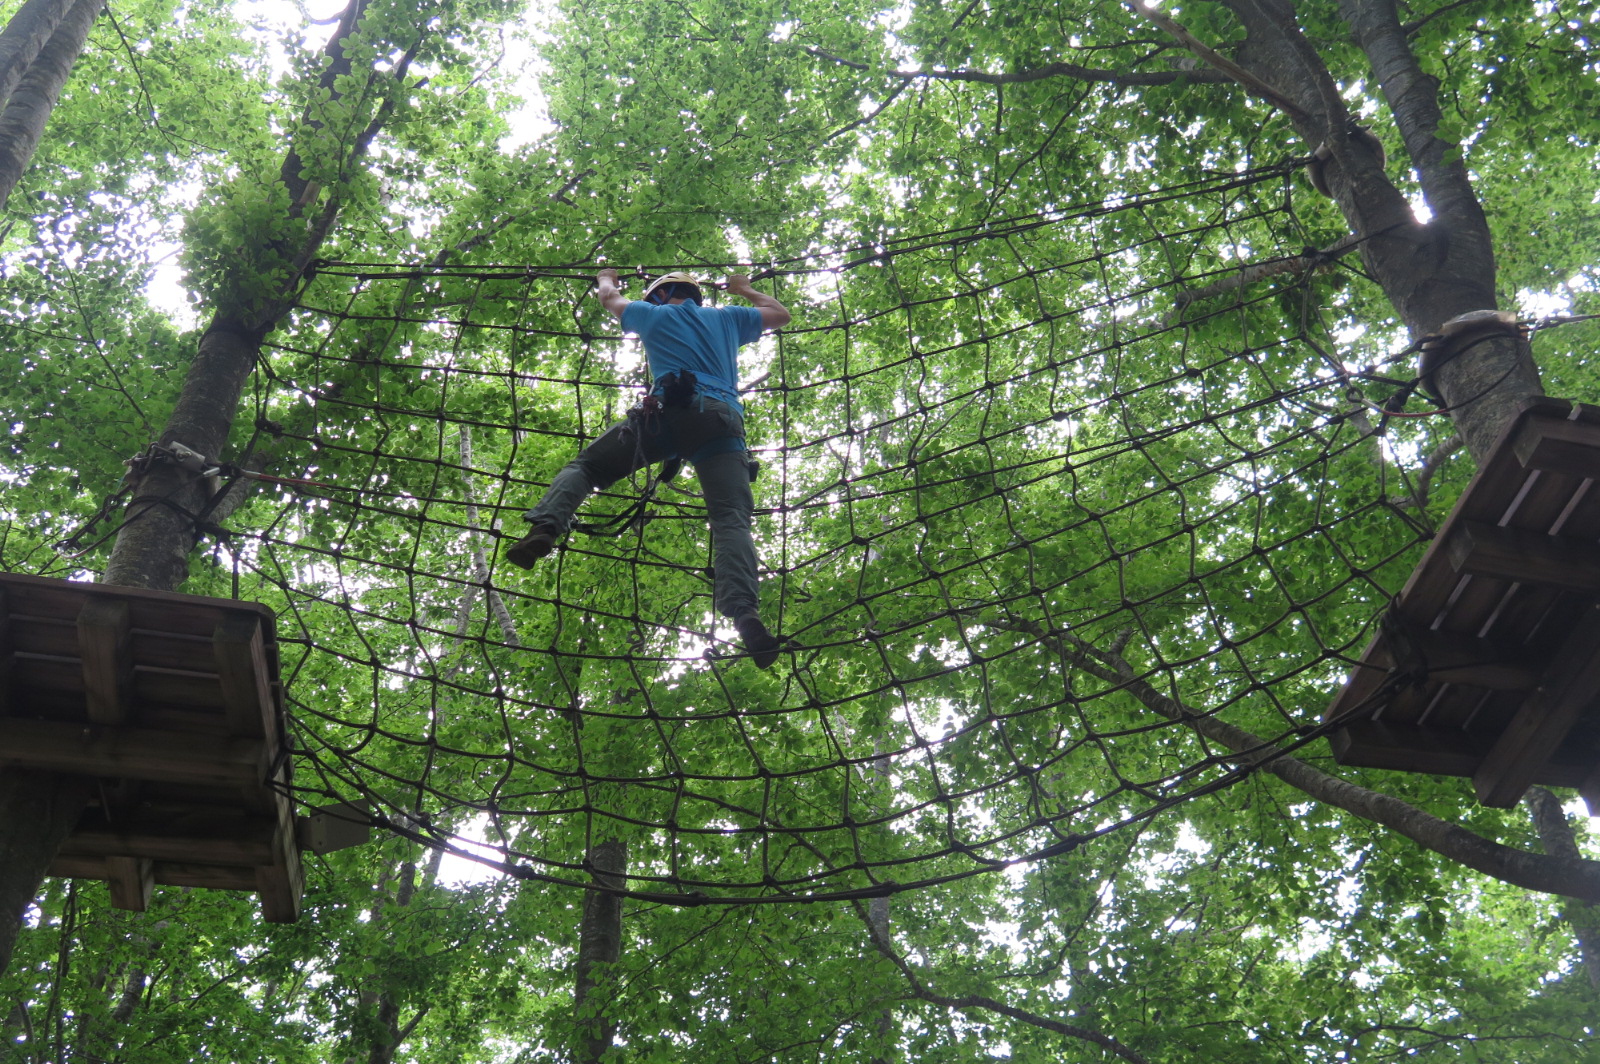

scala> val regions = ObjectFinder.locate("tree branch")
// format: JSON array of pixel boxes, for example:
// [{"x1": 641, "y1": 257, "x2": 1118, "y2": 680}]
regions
[
  {"x1": 800, "y1": 43, "x2": 1226, "y2": 87},
  {"x1": 1169, "y1": 233, "x2": 1365, "y2": 315},
  {"x1": 1402, "y1": 0, "x2": 1485, "y2": 36},
  {"x1": 1123, "y1": 0, "x2": 1308, "y2": 119},
  {"x1": 992, "y1": 615, "x2": 1600, "y2": 902},
  {"x1": 278, "y1": 0, "x2": 369, "y2": 211},
  {"x1": 823, "y1": 78, "x2": 910, "y2": 144},
  {"x1": 1389, "y1": 432, "x2": 1462, "y2": 510},
  {"x1": 1339, "y1": 0, "x2": 1485, "y2": 237},
  {"x1": 860, "y1": 910, "x2": 1154, "y2": 1064}
]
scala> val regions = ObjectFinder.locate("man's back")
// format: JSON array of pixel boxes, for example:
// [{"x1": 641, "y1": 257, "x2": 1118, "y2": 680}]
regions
[{"x1": 622, "y1": 300, "x2": 765, "y2": 409}]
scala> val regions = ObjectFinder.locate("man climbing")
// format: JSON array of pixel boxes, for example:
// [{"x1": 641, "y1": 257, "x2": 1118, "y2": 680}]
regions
[{"x1": 505, "y1": 268, "x2": 792, "y2": 668}]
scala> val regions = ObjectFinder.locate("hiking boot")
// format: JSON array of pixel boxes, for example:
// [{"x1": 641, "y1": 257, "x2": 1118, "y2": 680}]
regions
[
  {"x1": 505, "y1": 522, "x2": 559, "y2": 569},
  {"x1": 735, "y1": 614, "x2": 781, "y2": 669}
]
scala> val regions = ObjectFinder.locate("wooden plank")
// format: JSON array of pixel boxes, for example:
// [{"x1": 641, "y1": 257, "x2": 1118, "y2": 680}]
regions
[
  {"x1": 152, "y1": 863, "x2": 258, "y2": 890},
  {"x1": 10, "y1": 615, "x2": 77, "y2": 657},
  {"x1": 1388, "y1": 404, "x2": 1590, "y2": 623},
  {"x1": 298, "y1": 801, "x2": 372, "y2": 855},
  {"x1": 1446, "y1": 521, "x2": 1600, "y2": 592},
  {"x1": 1330, "y1": 719, "x2": 1595, "y2": 788},
  {"x1": 116, "y1": 706, "x2": 236, "y2": 737},
  {"x1": 0, "y1": 573, "x2": 276, "y2": 640},
  {"x1": 256, "y1": 787, "x2": 305, "y2": 923},
  {"x1": 1499, "y1": 467, "x2": 1588, "y2": 535},
  {"x1": 1486, "y1": 584, "x2": 1579, "y2": 655},
  {"x1": 1434, "y1": 686, "x2": 1522, "y2": 736},
  {"x1": 77, "y1": 598, "x2": 134, "y2": 724},
  {"x1": 59, "y1": 824, "x2": 277, "y2": 867},
  {"x1": 1326, "y1": 720, "x2": 1486, "y2": 777},
  {"x1": 96, "y1": 778, "x2": 144, "y2": 829},
  {"x1": 1466, "y1": 467, "x2": 1596, "y2": 641},
  {"x1": 1513, "y1": 414, "x2": 1600, "y2": 479},
  {"x1": 11, "y1": 618, "x2": 175, "y2": 664},
  {"x1": 1388, "y1": 557, "x2": 1477, "y2": 633},
  {"x1": 10, "y1": 655, "x2": 86, "y2": 709},
  {"x1": 1491, "y1": 475, "x2": 1600, "y2": 641},
  {"x1": 0, "y1": 586, "x2": 11, "y2": 717},
  {"x1": 1370, "y1": 627, "x2": 1539, "y2": 691},
  {"x1": 1324, "y1": 633, "x2": 1389, "y2": 726},
  {"x1": 130, "y1": 629, "x2": 214, "y2": 673},
  {"x1": 47, "y1": 856, "x2": 261, "y2": 891},
  {"x1": 1366, "y1": 682, "x2": 1437, "y2": 729},
  {"x1": 1474, "y1": 605, "x2": 1600, "y2": 806},
  {"x1": 45, "y1": 855, "x2": 110, "y2": 881},
  {"x1": 0, "y1": 718, "x2": 265, "y2": 788},
  {"x1": 104, "y1": 856, "x2": 155, "y2": 912},
  {"x1": 132, "y1": 667, "x2": 227, "y2": 711},
  {"x1": 213, "y1": 614, "x2": 276, "y2": 738}
]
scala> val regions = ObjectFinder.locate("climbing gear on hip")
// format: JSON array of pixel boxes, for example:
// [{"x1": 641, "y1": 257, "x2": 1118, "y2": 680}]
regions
[{"x1": 654, "y1": 369, "x2": 699, "y2": 408}]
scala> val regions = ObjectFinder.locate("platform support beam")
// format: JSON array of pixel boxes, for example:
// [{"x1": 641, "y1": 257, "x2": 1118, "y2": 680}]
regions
[
  {"x1": 0, "y1": 718, "x2": 266, "y2": 787},
  {"x1": 0, "y1": 586, "x2": 12, "y2": 716},
  {"x1": 1474, "y1": 606, "x2": 1600, "y2": 807},
  {"x1": 1513, "y1": 415, "x2": 1600, "y2": 480},
  {"x1": 77, "y1": 598, "x2": 133, "y2": 724},
  {"x1": 214, "y1": 614, "x2": 276, "y2": 738},
  {"x1": 1447, "y1": 520, "x2": 1600, "y2": 593},
  {"x1": 256, "y1": 791, "x2": 304, "y2": 923},
  {"x1": 105, "y1": 856, "x2": 155, "y2": 912}
]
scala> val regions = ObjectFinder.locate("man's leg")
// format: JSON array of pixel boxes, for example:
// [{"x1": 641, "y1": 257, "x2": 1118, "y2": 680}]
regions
[
  {"x1": 509, "y1": 415, "x2": 667, "y2": 568},
  {"x1": 696, "y1": 448, "x2": 779, "y2": 667}
]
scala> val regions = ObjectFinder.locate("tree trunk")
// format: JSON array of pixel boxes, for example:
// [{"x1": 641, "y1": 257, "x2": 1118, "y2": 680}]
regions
[
  {"x1": 0, "y1": 771, "x2": 90, "y2": 974},
  {"x1": 0, "y1": 0, "x2": 101, "y2": 210},
  {"x1": 0, "y1": 0, "x2": 77, "y2": 111},
  {"x1": 865, "y1": 895, "x2": 894, "y2": 1063},
  {"x1": 0, "y1": 0, "x2": 398, "y2": 978},
  {"x1": 573, "y1": 840, "x2": 627, "y2": 1063},
  {"x1": 863, "y1": 748, "x2": 895, "y2": 1064},
  {"x1": 353, "y1": 846, "x2": 441, "y2": 1064},
  {"x1": 1525, "y1": 787, "x2": 1600, "y2": 991},
  {"x1": 101, "y1": 318, "x2": 267, "y2": 590},
  {"x1": 1212, "y1": 0, "x2": 1542, "y2": 463}
]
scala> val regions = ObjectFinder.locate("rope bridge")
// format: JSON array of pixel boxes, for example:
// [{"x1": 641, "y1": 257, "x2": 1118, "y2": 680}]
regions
[{"x1": 65, "y1": 163, "x2": 1452, "y2": 902}]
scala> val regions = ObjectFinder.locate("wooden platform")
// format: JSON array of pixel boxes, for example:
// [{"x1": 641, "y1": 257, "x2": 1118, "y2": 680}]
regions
[
  {"x1": 0, "y1": 572, "x2": 307, "y2": 920},
  {"x1": 1326, "y1": 398, "x2": 1600, "y2": 809}
]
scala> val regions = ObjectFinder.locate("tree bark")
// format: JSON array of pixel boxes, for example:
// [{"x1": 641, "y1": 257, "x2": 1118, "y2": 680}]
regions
[
  {"x1": 1525, "y1": 787, "x2": 1600, "y2": 991},
  {"x1": 1211, "y1": 0, "x2": 1542, "y2": 463},
  {"x1": 0, "y1": 0, "x2": 101, "y2": 210},
  {"x1": 573, "y1": 839, "x2": 627, "y2": 1064},
  {"x1": 350, "y1": 848, "x2": 438, "y2": 1064},
  {"x1": 0, "y1": 771, "x2": 90, "y2": 974},
  {"x1": 863, "y1": 748, "x2": 895, "y2": 1064},
  {"x1": 0, "y1": 0, "x2": 77, "y2": 111},
  {"x1": 101, "y1": 319, "x2": 266, "y2": 589},
  {"x1": 1336, "y1": 0, "x2": 1542, "y2": 461}
]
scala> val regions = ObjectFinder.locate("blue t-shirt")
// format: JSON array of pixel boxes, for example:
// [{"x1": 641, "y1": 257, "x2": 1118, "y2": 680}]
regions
[{"x1": 621, "y1": 301, "x2": 766, "y2": 413}]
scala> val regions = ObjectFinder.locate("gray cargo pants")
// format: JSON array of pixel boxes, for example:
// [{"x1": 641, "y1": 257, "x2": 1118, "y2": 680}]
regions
[{"x1": 524, "y1": 397, "x2": 760, "y2": 621}]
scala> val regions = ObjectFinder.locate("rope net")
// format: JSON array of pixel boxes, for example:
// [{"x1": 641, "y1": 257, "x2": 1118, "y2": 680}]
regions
[{"x1": 100, "y1": 166, "x2": 1452, "y2": 901}]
